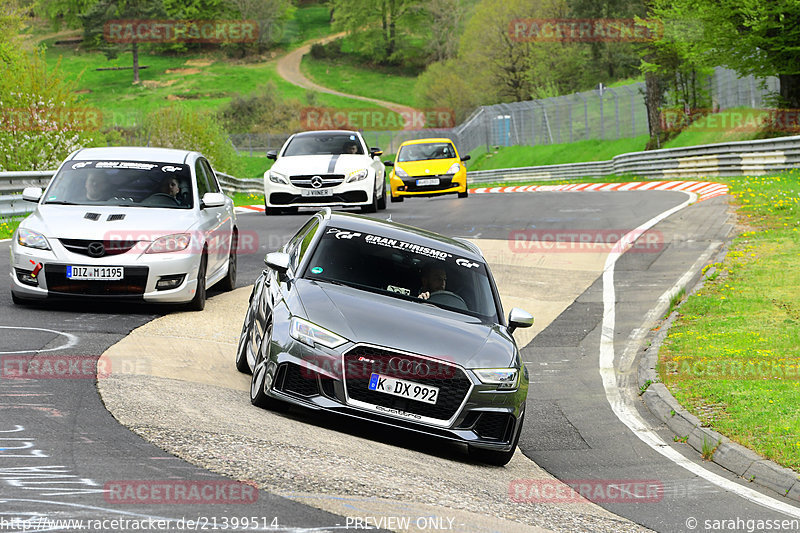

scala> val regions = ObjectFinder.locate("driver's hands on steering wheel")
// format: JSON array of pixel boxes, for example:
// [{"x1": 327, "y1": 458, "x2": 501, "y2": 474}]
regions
[{"x1": 418, "y1": 291, "x2": 431, "y2": 300}]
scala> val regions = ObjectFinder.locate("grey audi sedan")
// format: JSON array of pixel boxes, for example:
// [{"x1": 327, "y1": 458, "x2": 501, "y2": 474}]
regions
[{"x1": 236, "y1": 209, "x2": 532, "y2": 465}]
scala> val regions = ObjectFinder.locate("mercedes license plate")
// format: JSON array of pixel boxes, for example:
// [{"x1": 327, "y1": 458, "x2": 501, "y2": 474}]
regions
[
  {"x1": 67, "y1": 265, "x2": 124, "y2": 280},
  {"x1": 300, "y1": 189, "x2": 333, "y2": 197},
  {"x1": 368, "y1": 373, "x2": 439, "y2": 404}
]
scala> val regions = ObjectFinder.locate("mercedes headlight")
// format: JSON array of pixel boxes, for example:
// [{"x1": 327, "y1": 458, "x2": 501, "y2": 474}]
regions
[
  {"x1": 290, "y1": 317, "x2": 347, "y2": 349},
  {"x1": 394, "y1": 167, "x2": 409, "y2": 178},
  {"x1": 268, "y1": 171, "x2": 288, "y2": 185},
  {"x1": 446, "y1": 163, "x2": 461, "y2": 174},
  {"x1": 17, "y1": 228, "x2": 50, "y2": 250},
  {"x1": 346, "y1": 169, "x2": 369, "y2": 183},
  {"x1": 473, "y1": 368, "x2": 519, "y2": 390},
  {"x1": 146, "y1": 233, "x2": 191, "y2": 254}
]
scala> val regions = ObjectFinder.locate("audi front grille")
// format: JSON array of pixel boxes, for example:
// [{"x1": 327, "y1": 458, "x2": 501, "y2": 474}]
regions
[{"x1": 342, "y1": 345, "x2": 472, "y2": 423}]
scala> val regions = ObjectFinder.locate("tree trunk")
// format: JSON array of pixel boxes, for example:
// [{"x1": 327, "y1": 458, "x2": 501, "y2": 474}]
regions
[
  {"x1": 644, "y1": 69, "x2": 663, "y2": 149},
  {"x1": 387, "y1": 0, "x2": 396, "y2": 59},
  {"x1": 132, "y1": 42, "x2": 140, "y2": 84},
  {"x1": 779, "y1": 74, "x2": 800, "y2": 108}
]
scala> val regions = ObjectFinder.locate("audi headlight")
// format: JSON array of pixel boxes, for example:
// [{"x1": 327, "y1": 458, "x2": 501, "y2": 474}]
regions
[
  {"x1": 346, "y1": 169, "x2": 369, "y2": 183},
  {"x1": 394, "y1": 166, "x2": 409, "y2": 178},
  {"x1": 446, "y1": 163, "x2": 461, "y2": 174},
  {"x1": 269, "y1": 171, "x2": 288, "y2": 185},
  {"x1": 17, "y1": 228, "x2": 50, "y2": 250},
  {"x1": 473, "y1": 368, "x2": 519, "y2": 390},
  {"x1": 146, "y1": 233, "x2": 191, "y2": 254},
  {"x1": 290, "y1": 317, "x2": 347, "y2": 349}
]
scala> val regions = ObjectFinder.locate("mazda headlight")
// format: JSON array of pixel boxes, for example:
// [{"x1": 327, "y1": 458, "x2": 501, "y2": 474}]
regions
[
  {"x1": 146, "y1": 233, "x2": 191, "y2": 254},
  {"x1": 394, "y1": 166, "x2": 409, "y2": 178},
  {"x1": 17, "y1": 228, "x2": 50, "y2": 250},
  {"x1": 473, "y1": 368, "x2": 519, "y2": 390},
  {"x1": 268, "y1": 171, "x2": 288, "y2": 185},
  {"x1": 446, "y1": 163, "x2": 461, "y2": 174},
  {"x1": 290, "y1": 317, "x2": 347, "y2": 349},
  {"x1": 346, "y1": 169, "x2": 369, "y2": 183}
]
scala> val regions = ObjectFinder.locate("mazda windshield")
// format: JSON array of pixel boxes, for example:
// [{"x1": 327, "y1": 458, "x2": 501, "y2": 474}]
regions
[{"x1": 43, "y1": 160, "x2": 193, "y2": 208}]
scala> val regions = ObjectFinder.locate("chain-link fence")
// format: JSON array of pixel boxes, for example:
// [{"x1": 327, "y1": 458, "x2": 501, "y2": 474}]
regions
[{"x1": 229, "y1": 67, "x2": 780, "y2": 157}]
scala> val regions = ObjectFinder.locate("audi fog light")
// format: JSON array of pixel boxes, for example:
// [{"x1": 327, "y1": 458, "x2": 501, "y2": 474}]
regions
[
  {"x1": 290, "y1": 317, "x2": 347, "y2": 349},
  {"x1": 474, "y1": 368, "x2": 519, "y2": 390}
]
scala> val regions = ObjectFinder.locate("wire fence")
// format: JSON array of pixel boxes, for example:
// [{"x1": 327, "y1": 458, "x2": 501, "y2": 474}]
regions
[{"x1": 229, "y1": 67, "x2": 780, "y2": 157}]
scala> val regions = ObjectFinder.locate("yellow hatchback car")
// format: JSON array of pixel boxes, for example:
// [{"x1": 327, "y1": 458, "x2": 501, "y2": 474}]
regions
[{"x1": 386, "y1": 138, "x2": 470, "y2": 202}]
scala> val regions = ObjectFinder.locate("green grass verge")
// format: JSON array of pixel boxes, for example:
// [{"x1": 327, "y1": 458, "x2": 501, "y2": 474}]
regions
[
  {"x1": 658, "y1": 170, "x2": 800, "y2": 470},
  {"x1": 0, "y1": 218, "x2": 22, "y2": 240},
  {"x1": 301, "y1": 54, "x2": 419, "y2": 109},
  {"x1": 229, "y1": 192, "x2": 265, "y2": 206},
  {"x1": 468, "y1": 136, "x2": 649, "y2": 171},
  {"x1": 662, "y1": 108, "x2": 773, "y2": 149}
]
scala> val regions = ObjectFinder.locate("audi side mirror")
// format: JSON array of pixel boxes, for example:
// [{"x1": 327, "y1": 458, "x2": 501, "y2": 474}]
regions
[
  {"x1": 508, "y1": 308, "x2": 533, "y2": 334},
  {"x1": 265, "y1": 252, "x2": 290, "y2": 274}
]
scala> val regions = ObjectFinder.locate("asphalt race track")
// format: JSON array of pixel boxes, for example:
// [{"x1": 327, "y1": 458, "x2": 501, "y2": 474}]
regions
[{"x1": 2, "y1": 188, "x2": 800, "y2": 532}]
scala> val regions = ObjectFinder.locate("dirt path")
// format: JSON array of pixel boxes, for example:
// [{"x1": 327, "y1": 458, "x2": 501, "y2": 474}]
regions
[{"x1": 275, "y1": 32, "x2": 420, "y2": 130}]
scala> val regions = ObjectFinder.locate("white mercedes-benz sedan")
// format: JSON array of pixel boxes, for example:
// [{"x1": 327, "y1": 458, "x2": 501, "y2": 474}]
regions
[
  {"x1": 10, "y1": 146, "x2": 237, "y2": 311},
  {"x1": 263, "y1": 130, "x2": 387, "y2": 215}
]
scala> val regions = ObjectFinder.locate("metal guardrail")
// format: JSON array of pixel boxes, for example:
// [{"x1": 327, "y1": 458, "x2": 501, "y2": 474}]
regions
[
  {"x1": 466, "y1": 134, "x2": 800, "y2": 183},
  {"x1": 2, "y1": 135, "x2": 798, "y2": 217}
]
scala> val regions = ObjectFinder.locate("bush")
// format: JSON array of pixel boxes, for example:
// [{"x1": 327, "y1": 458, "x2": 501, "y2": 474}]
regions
[
  {"x1": 0, "y1": 50, "x2": 102, "y2": 171},
  {"x1": 142, "y1": 106, "x2": 243, "y2": 177},
  {"x1": 218, "y1": 82, "x2": 302, "y2": 134}
]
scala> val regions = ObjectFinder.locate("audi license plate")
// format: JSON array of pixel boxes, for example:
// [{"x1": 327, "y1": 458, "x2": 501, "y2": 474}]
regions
[
  {"x1": 300, "y1": 189, "x2": 332, "y2": 197},
  {"x1": 416, "y1": 178, "x2": 440, "y2": 186},
  {"x1": 368, "y1": 373, "x2": 439, "y2": 404},
  {"x1": 67, "y1": 265, "x2": 124, "y2": 280}
]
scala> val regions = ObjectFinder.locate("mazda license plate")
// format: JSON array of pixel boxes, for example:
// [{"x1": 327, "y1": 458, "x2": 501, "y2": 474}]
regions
[
  {"x1": 368, "y1": 373, "x2": 439, "y2": 404},
  {"x1": 67, "y1": 266, "x2": 124, "y2": 280}
]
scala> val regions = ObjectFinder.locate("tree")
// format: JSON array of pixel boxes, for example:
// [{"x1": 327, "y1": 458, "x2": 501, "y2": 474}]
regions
[
  {"x1": 331, "y1": 0, "x2": 424, "y2": 64},
  {"x1": 423, "y1": 0, "x2": 470, "y2": 62},
  {"x1": 37, "y1": 0, "x2": 99, "y2": 29},
  {"x1": 650, "y1": 0, "x2": 800, "y2": 108},
  {"x1": 80, "y1": 0, "x2": 166, "y2": 84},
  {"x1": 0, "y1": 1, "x2": 25, "y2": 68}
]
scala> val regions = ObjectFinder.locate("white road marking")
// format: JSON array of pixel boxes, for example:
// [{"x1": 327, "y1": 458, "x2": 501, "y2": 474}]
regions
[
  {"x1": 599, "y1": 192, "x2": 800, "y2": 517},
  {"x1": 0, "y1": 327, "x2": 78, "y2": 355}
]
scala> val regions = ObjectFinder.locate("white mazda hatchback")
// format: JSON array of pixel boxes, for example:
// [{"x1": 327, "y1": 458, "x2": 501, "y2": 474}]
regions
[{"x1": 9, "y1": 146, "x2": 237, "y2": 311}]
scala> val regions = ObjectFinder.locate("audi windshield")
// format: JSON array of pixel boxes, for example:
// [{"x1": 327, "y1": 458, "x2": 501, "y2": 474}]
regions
[{"x1": 301, "y1": 227, "x2": 500, "y2": 322}]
